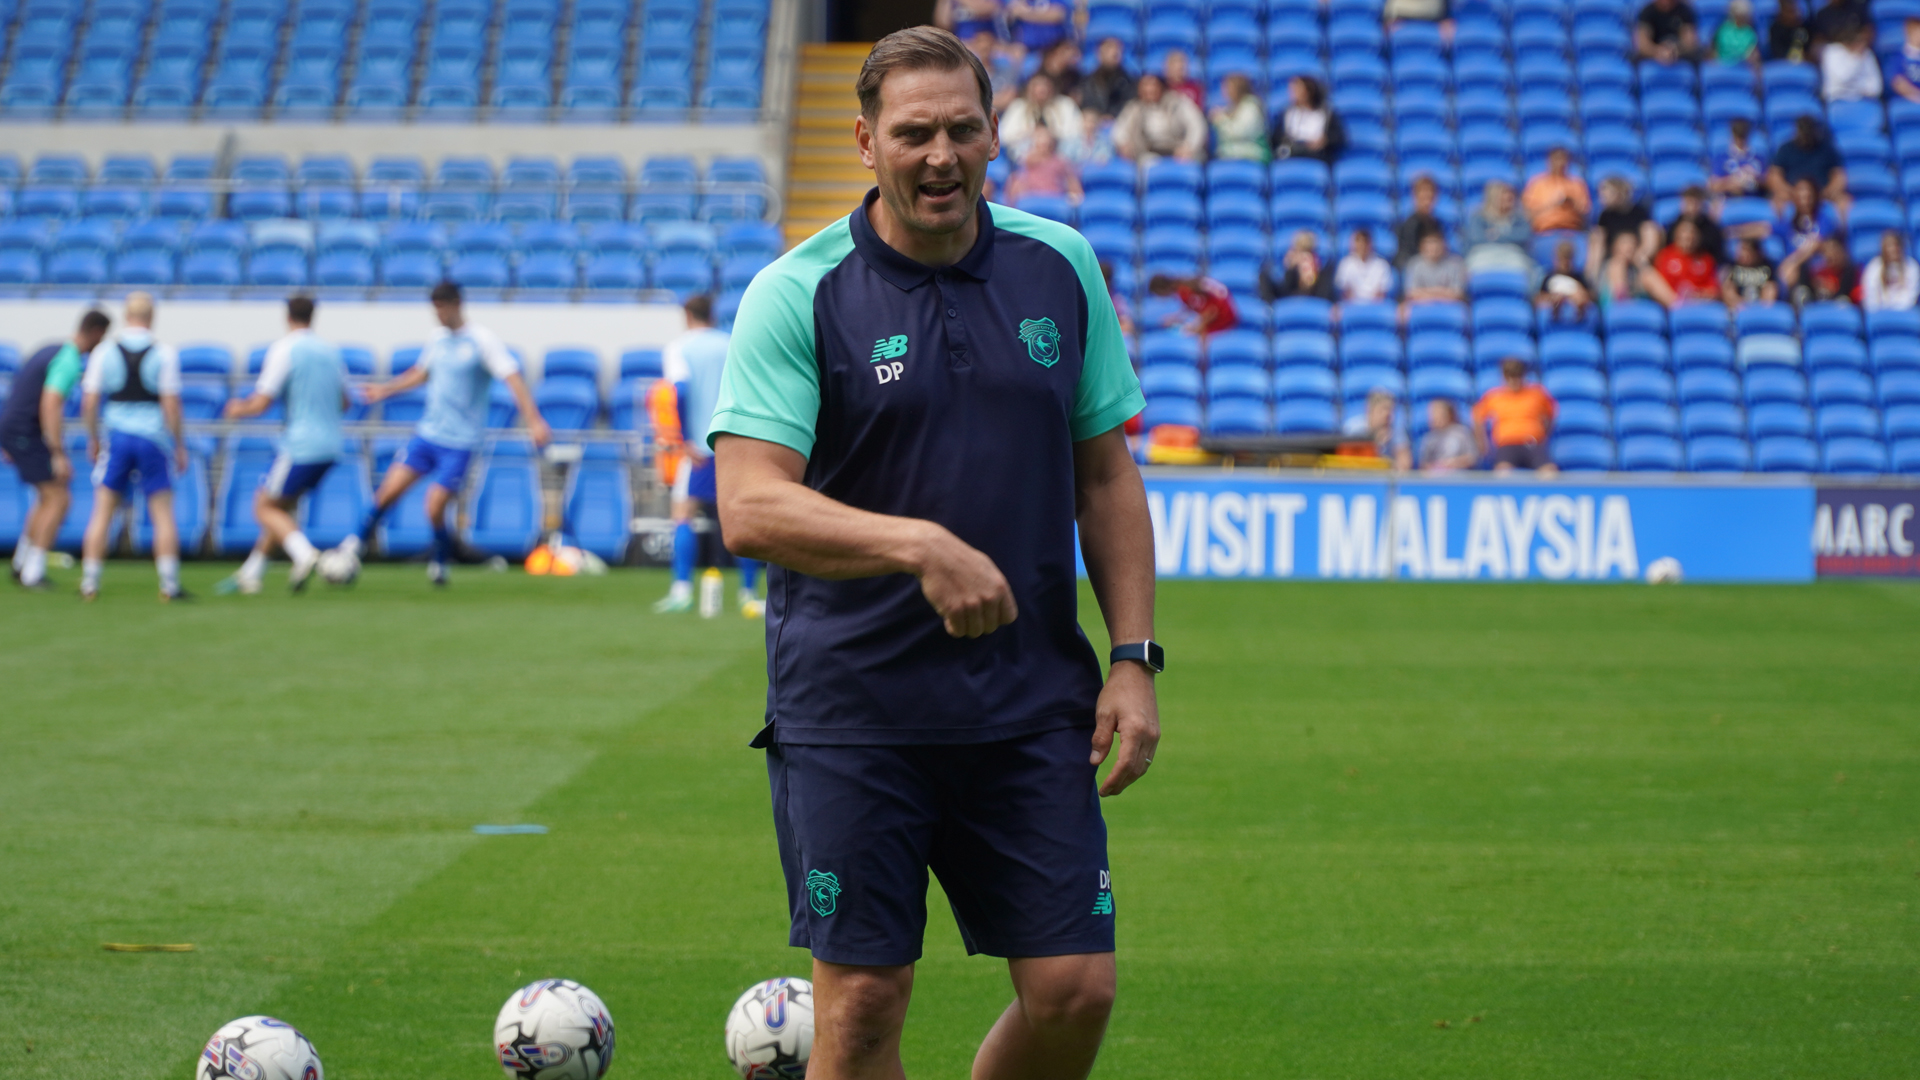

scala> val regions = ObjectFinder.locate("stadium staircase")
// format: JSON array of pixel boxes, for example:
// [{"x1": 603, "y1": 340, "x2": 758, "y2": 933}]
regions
[{"x1": 783, "y1": 42, "x2": 871, "y2": 248}]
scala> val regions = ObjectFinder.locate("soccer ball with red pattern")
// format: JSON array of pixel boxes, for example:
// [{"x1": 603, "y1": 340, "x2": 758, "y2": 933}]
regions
[
  {"x1": 494, "y1": 979, "x2": 615, "y2": 1080},
  {"x1": 196, "y1": 1016, "x2": 322, "y2": 1080},
  {"x1": 723, "y1": 977, "x2": 813, "y2": 1079}
]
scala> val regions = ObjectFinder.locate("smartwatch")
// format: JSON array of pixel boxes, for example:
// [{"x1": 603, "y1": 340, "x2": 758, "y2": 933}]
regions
[{"x1": 1109, "y1": 640, "x2": 1164, "y2": 673}]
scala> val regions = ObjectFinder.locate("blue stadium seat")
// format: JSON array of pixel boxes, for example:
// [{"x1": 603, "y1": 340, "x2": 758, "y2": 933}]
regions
[
  {"x1": 1273, "y1": 398, "x2": 1334, "y2": 433},
  {"x1": 1553, "y1": 434, "x2": 1616, "y2": 471},
  {"x1": 464, "y1": 444, "x2": 543, "y2": 557},
  {"x1": 1822, "y1": 436, "x2": 1889, "y2": 474},
  {"x1": 1687, "y1": 435, "x2": 1752, "y2": 471},
  {"x1": 1619, "y1": 434, "x2": 1683, "y2": 471},
  {"x1": 565, "y1": 452, "x2": 631, "y2": 561},
  {"x1": 1556, "y1": 400, "x2": 1610, "y2": 437},
  {"x1": 301, "y1": 453, "x2": 372, "y2": 547},
  {"x1": 214, "y1": 439, "x2": 275, "y2": 553}
]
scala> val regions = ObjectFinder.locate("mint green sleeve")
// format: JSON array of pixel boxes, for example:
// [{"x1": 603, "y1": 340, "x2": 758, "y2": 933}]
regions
[
  {"x1": 707, "y1": 221, "x2": 853, "y2": 458},
  {"x1": 991, "y1": 207, "x2": 1145, "y2": 441},
  {"x1": 42, "y1": 344, "x2": 84, "y2": 396}
]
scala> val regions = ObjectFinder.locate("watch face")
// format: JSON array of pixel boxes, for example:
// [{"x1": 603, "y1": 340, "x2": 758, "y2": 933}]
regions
[{"x1": 1146, "y1": 641, "x2": 1165, "y2": 670}]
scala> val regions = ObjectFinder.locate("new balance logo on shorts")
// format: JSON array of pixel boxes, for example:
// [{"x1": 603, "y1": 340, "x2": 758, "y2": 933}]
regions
[{"x1": 1092, "y1": 869, "x2": 1114, "y2": 916}]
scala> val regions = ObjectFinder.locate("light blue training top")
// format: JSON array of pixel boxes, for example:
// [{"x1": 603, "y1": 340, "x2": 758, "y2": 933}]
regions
[
  {"x1": 663, "y1": 326, "x2": 731, "y2": 457},
  {"x1": 81, "y1": 328, "x2": 182, "y2": 448},
  {"x1": 257, "y1": 329, "x2": 347, "y2": 464},
  {"x1": 417, "y1": 322, "x2": 518, "y2": 451}
]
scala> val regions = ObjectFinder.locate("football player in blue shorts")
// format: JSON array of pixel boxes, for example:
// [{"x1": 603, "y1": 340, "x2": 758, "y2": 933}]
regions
[
  {"x1": 712, "y1": 31, "x2": 1160, "y2": 1080},
  {"x1": 78, "y1": 292, "x2": 190, "y2": 601},
  {"x1": 3, "y1": 309, "x2": 109, "y2": 589},
  {"x1": 342, "y1": 282, "x2": 550, "y2": 586},
  {"x1": 216, "y1": 297, "x2": 349, "y2": 595},
  {"x1": 653, "y1": 293, "x2": 765, "y2": 616}
]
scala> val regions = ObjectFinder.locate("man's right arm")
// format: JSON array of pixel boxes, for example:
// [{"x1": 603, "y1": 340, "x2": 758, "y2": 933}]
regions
[{"x1": 714, "y1": 434, "x2": 1017, "y2": 639}]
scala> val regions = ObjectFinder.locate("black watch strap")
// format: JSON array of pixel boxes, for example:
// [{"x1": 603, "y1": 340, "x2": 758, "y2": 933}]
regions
[{"x1": 1110, "y1": 640, "x2": 1164, "y2": 673}]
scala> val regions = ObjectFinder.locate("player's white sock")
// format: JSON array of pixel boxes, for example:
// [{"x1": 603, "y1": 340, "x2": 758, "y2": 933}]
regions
[
  {"x1": 82, "y1": 558, "x2": 103, "y2": 593},
  {"x1": 21, "y1": 544, "x2": 47, "y2": 586},
  {"x1": 157, "y1": 556, "x2": 181, "y2": 594},
  {"x1": 667, "y1": 579, "x2": 692, "y2": 601},
  {"x1": 283, "y1": 531, "x2": 318, "y2": 564},
  {"x1": 339, "y1": 534, "x2": 362, "y2": 556},
  {"x1": 239, "y1": 550, "x2": 269, "y2": 583},
  {"x1": 11, "y1": 541, "x2": 25, "y2": 570}
]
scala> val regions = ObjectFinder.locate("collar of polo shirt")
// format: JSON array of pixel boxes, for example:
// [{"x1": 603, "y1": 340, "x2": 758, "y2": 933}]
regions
[{"x1": 853, "y1": 188, "x2": 998, "y2": 290}]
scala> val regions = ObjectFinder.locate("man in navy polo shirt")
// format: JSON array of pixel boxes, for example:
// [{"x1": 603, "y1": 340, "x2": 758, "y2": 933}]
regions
[
  {"x1": 2, "y1": 308, "x2": 109, "y2": 589},
  {"x1": 711, "y1": 26, "x2": 1160, "y2": 1080}
]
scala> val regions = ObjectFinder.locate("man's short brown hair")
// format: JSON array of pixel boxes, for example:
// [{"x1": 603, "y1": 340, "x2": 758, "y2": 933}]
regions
[
  {"x1": 684, "y1": 293, "x2": 713, "y2": 324},
  {"x1": 856, "y1": 25, "x2": 994, "y2": 123}
]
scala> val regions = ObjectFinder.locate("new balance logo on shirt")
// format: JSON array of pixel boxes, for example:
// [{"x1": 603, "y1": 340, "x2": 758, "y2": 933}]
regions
[{"x1": 871, "y1": 334, "x2": 908, "y2": 384}]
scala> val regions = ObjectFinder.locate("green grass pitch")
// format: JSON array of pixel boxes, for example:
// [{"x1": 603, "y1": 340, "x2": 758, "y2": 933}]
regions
[{"x1": 3, "y1": 565, "x2": 1917, "y2": 1079}]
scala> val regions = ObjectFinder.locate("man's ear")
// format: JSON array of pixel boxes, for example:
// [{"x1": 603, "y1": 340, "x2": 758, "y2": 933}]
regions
[{"x1": 855, "y1": 113, "x2": 876, "y2": 171}]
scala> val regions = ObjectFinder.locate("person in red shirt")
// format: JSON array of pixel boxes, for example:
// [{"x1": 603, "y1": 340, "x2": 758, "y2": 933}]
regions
[
  {"x1": 1161, "y1": 48, "x2": 1206, "y2": 110},
  {"x1": 1148, "y1": 273, "x2": 1240, "y2": 335},
  {"x1": 1470, "y1": 358, "x2": 1560, "y2": 474},
  {"x1": 1649, "y1": 218, "x2": 1721, "y2": 306}
]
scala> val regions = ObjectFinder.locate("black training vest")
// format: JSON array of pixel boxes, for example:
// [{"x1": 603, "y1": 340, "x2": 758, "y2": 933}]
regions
[{"x1": 108, "y1": 344, "x2": 158, "y2": 404}]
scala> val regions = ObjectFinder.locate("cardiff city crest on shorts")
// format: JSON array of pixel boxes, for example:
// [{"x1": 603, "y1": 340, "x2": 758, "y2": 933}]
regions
[
  {"x1": 805, "y1": 869, "x2": 842, "y2": 916},
  {"x1": 1018, "y1": 317, "x2": 1062, "y2": 368}
]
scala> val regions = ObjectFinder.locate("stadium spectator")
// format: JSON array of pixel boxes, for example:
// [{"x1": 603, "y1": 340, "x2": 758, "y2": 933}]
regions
[
  {"x1": 1270, "y1": 77, "x2": 1345, "y2": 162},
  {"x1": 1781, "y1": 233, "x2": 1860, "y2": 306},
  {"x1": 1161, "y1": 50, "x2": 1206, "y2": 110},
  {"x1": 1393, "y1": 175, "x2": 1447, "y2": 270},
  {"x1": 1666, "y1": 186, "x2": 1726, "y2": 260},
  {"x1": 1081, "y1": 38, "x2": 1137, "y2": 120},
  {"x1": 1721, "y1": 239, "x2": 1780, "y2": 308},
  {"x1": 1890, "y1": 18, "x2": 1920, "y2": 102},
  {"x1": 1004, "y1": 128, "x2": 1083, "y2": 203},
  {"x1": 963, "y1": 27, "x2": 1022, "y2": 109},
  {"x1": 1809, "y1": 0, "x2": 1872, "y2": 55},
  {"x1": 1598, "y1": 230, "x2": 1655, "y2": 309},
  {"x1": 1462, "y1": 180, "x2": 1536, "y2": 277},
  {"x1": 1386, "y1": 0, "x2": 1454, "y2": 31},
  {"x1": 1112, "y1": 74, "x2": 1207, "y2": 162},
  {"x1": 1775, "y1": 178, "x2": 1843, "y2": 251},
  {"x1": 1522, "y1": 147, "x2": 1592, "y2": 234},
  {"x1": 1149, "y1": 273, "x2": 1239, "y2": 335},
  {"x1": 1768, "y1": 0, "x2": 1811, "y2": 61},
  {"x1": 1419, "y1": 400, "x2": 1480, "y2": 473},
  {"x1": 1210, "y1": 74, "x2": 1269, "y2": 161},
  {"x1": 1335, "y1": 229, "x2": 1395, "y2": 303},
  {"x1": 1767, "y1": 116, "x2": 1847, "y2": 206},
  {"x1": 1650, "y1": 218, "x2": 1722, "y2": 306},
  {"x1": 1343, "y1": 388, "x2": 1412, "y2": 471},
  {"x1": 1711, "y1": 0, "x2": 1763, "y2": 65},
  {"x1": 1000, "y1": 73, "x2": 1085, "y2": 162},
  {"x1": 1862, "y1": 230, "x2": 1920, "y2": 311},
  {"x1": 1402, "y1": 231, "x2": 1467, "y2": 308},
  {"x1": 1006, "y1": 0, "x2": 1071, "y2": 58},
  {"x1": 935, "y1": 0, "x2": 1002, "y2": 41},
  {"x1": 1039, "y1": 38, "x2": 1081, "y2": 103},
  {"x1": 1589, "y1": 176, "x2": 1662, "y2": 277},
  {"x1": 1471, "y1": 358, "x2": 1559, "y2": 475},
  {"x1": 1262, "y1": 230, "x2": 1337, "y2": 301},
  {"x1": 1536, "y1": 240, "x2": 1594, "y2": 323},
  {"x1": 1635, "y1": 0, "x2": 1700, "y2": 63},
  {"x1": 1820, "y1": 25, "x2": 1882, "y2": 101},
  {"x1": 1711, "y1": 118, "x2": 1768, "y2": 198}
]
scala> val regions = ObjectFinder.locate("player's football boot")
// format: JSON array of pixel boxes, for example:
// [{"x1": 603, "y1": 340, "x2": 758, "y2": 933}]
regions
[
  {"x1": 289, "y1": 549, "x2": 320, "y2": 592},
  {"x1": 214, "y1": 574, "x2": 262, "y2": 596},
  {"x1": 427, "y1": 560, "x2": 450, "y2": 587},
  {"x1": 739, "y1": 590, "x2": 764, "y2": 619},
  {"x1": 652, "y1": 591, "x2": 693, "y2": 613},
  {"x1": 159, "y1": 586, "x2": 194, "y2": 602}
]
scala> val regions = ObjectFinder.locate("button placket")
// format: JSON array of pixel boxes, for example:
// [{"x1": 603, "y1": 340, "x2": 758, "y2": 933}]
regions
[{"x1": 936, "y1": 275, "x2": 972, "y2": 368}]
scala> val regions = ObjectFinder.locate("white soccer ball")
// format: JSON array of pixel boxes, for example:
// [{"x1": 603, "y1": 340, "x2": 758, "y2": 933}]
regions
[
  {"x1": 1645, "y1": 556, "x2": 1684, "y2": 585},
  {"x1": 494, "y1": 978, "x2": 615, "y2": 1080},
  {"x1": 724, "y1": 977, "x2": 813, "y2": 1080},
  {"x1": 317, "y1": 547, "x2": 360, "y2": 586},
  {"x1": 197, "y1": 1016, "x2": 323, "y2": 1080}
]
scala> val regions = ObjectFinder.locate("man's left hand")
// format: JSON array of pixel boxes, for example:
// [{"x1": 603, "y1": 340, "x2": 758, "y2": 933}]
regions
[
  {"x1": 1091, "y1": 661, "x2": 1159, "y2": 797},
  {"x1": 528, "y1": 416, "x2": 552, "y2": 448}
]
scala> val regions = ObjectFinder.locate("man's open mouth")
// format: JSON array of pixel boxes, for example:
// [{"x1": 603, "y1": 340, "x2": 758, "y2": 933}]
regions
[{"x1": 919, "y1": 181, "x2": 963, "y2": 199}]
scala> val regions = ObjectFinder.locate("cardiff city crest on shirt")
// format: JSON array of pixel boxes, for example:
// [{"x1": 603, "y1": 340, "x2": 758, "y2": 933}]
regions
[
  {"x1": 1018, "y1": 317, "x2": 1062, "y2": 368},
  {"x1": 805, "y1": 869, "x2": 842, "y2": 916}
]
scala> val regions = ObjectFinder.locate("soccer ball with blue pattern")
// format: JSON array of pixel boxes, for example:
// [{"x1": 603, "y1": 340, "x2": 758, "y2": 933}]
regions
[
  {"x1": 723, "y1": 977, "x2": 813, "y2": 1079},
  {"x1": 196, "y1": 1015, "x2": 322, "y2": 1080},
  {"x1": 317, "y1": 547, "x2": 360, "y2": 586},
  {"x1": 494, "y1": 979, "x2": 615, "y2": 1080}
]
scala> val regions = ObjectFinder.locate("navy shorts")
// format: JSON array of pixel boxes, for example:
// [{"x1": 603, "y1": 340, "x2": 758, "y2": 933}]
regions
[
  {"x1": 768, "y1": 725, "x2": 1115, "y2": 967},
  {"x1": 1492, "y1": 442, "x2": 1550, "y2": 470},
  {"x1": 94, "y1": 431, "x2": 171, "y2": 496},
  {"x1": 2, "y1": 428, "x2": 54, "y2": 485},
  {"x1": 396, "y1": 435, "x2": 473, "y2": 492},
  {"x1": 261, "y1": 454, "x2": 333, "y2": 501}
]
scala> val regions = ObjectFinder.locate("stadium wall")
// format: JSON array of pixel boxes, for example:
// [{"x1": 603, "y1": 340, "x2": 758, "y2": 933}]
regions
[{"x1": 1132, "y1": 470, "x2": 1819, "y2": 583}]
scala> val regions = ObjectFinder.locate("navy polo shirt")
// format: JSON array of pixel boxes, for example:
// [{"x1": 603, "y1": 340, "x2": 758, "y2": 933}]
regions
[{"x1": 709, "y1": 192, "x2": 1145, "y2": 747}]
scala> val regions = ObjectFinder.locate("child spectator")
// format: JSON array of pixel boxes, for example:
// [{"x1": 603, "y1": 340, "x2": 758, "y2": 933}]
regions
[
  {"x1": 1598, "y1": 230, "x2": 1654, "y2": 310},
  {"x1": 1781, "y1": 234, "x2": 1859, "y2": 306},
  {"x1": 1775, "y1": 178, "x2": 1842, "y2": 252},
  {"x1": 1419, "y1": 400, "x2": 1481, "y2": 472},
  {"x1": 1335, "y1": 229, "x2": 1395, "y2": 303},
  {"x1": 1537, "y1": 240, "x2": 1594, "y2": 322},
  {"x1": 1891, "y1": 18, "x2": 1920, "y2": 102},
  {"x1": 1651, "y1": 218, "x2": 1722, "y2": 305},
  {"x1": 1862, "y1": 230, "x2": 1920, "y2": 311},
  {"x1": 1721, "y1": 239, "x2": 1779, "y2": 308},
  {"x1": 1262, "y1": 230, "x2": 1337, "y2": 301},
  {"x1": 1711, "y1": 118, "x2": 1767, "y2": 198},
  {"x1": 1003, "y1": 128, "x2": 1083, "y2": 203},
  {"x1": 1210, "y1": 73, "x2": 1269, "y2": 161},
  {"x1": 1665, "y1": 186, "x2": 1727, "y2": 260},
  {"x1": 1712, "y1": 0, "x2": 1762, "y2": 65},
  {"x1": 1821, "y1": 25, "x2": 1882, "y2": 102},
  {"x1": 1472, "y1": 359, "x2": 1560, "y2": 474},
  {"x1": 1148, "y1": 273, "x2": 1240, "y2": 335}
]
